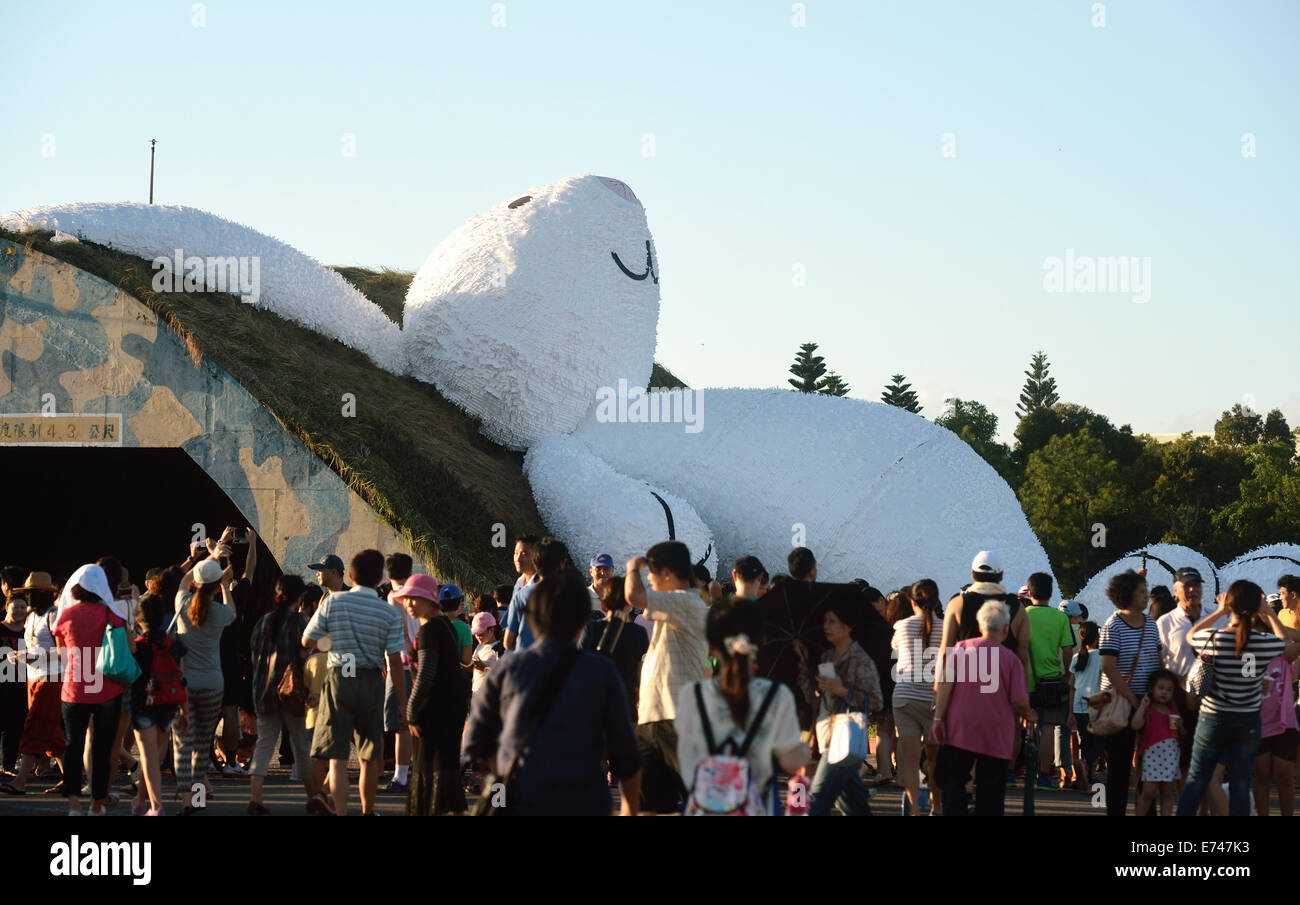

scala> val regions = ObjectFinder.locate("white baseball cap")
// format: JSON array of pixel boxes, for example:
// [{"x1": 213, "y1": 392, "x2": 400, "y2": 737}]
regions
[
  {"x1": 193, "y1": 560, "x2": 224, "y2": 586},
  {"x1": 971, "y1": 550, "x2": 1003, "y2": 575}
]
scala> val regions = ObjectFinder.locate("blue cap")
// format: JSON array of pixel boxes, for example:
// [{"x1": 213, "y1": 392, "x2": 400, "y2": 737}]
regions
[
  {"x1": 590, "y1": 553, "x2": 614, "y2": 569},
  {"x1": 439, "y1": 584, "x2": 463, "y2": 602},
  {"x1": 1058, "y1": 599, "x2": 1083, "y2": 617},
  {"x1": 308, "y1": 554, "x2": 345, "y2": 573}
]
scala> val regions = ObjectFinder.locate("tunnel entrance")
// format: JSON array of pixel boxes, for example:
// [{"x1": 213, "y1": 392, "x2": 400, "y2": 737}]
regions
[{"x1": 2, "y1": 446, "x2": 281, "y2": 613}]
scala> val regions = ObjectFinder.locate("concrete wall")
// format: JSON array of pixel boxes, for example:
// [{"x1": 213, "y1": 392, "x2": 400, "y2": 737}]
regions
[{"x1": 0, "y1": 238, "x2": 424, "y2": 578}]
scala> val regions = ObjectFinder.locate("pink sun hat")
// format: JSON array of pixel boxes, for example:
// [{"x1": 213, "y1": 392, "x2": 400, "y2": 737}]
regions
[{"x1": 391, "y1": 573, "x2": 441, "y2": 604}]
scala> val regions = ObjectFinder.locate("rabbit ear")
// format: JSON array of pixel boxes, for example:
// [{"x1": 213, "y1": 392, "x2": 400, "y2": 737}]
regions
[
  {"x1": 524, "y1": 433, "x2": 717, "y2": 579},
  {"x1": 0, "y1": 201, "x2": 405, "y2": 375}
]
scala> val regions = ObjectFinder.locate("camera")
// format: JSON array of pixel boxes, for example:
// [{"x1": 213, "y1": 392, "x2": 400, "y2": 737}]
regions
[{"x1": 231, "y1": 526, "x2": 248, "y2": 542}]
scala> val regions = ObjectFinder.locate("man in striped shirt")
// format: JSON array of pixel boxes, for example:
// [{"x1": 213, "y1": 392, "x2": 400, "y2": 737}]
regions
[{"x1": 303, "y1": 549, "x2": 407, "y2": 816}]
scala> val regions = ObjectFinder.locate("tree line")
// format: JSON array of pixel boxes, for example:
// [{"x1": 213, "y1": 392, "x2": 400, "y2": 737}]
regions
[{"x1": 787, "y1": 342, "x2": 1300, "y2": 596}]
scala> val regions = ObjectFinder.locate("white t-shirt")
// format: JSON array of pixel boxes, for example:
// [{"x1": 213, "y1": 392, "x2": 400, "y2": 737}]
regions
[
  {"x1": 22, "y1": 609, "x2": 58, "y2": 681},
  {"x1": 1157, "y1": 606, "x2": 1228, "y2": 678},
  {"x1": 674, "y1": 677, "x2": 803, "y2": 814},
  {"x1": 471, "y1": 641, "x2": 499, "y2": 694}
]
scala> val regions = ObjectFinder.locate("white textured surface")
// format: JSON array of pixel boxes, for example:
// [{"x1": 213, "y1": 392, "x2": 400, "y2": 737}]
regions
[
  {"x1": 524, "y1": 434, "x2": 717, "y2": 578},
  {"x1": 1217, "y1": 544, "x2": 1300, "y2": 593},
  {"x1": 1075, "y1": 544, "x2": 1220, "y2": 625},
  {"x1": 403, "y1": 174, "x2": 659, "y2": 450},
  {"x1": 570, "y1": 388, "x2": 1054, "y2": 599},
  {"x1": 0, "y1": 202, "x2": 404, "y2": 373}
]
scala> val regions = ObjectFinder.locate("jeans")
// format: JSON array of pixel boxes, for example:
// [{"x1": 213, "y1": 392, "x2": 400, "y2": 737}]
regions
[
  {"x1": 61, "y1": 696, "x2": 123, "y2": 801},
  {"x1": 1176, "y1": 709, "x2": 1261, "y2": 816},
  {"x1": 808, "y1": 756, "x2": 872, "y2": 816},
  {"x1": 936, "y1": 744, "x2": 1008, "y2": 815}
]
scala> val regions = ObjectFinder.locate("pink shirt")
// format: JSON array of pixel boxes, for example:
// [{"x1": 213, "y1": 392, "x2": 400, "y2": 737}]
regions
[
  {"x1": 1137, "y1": 705, "x2": 1177, "y2": 757},
  {"x1": 1261, "y1": 655, "x2": 1297, "y2": 739},
  {"x1": 943, "y1": 637, "x2": 1027, "y2": 760},
  {"x1": 53, "y1": 602, "x2": 126, "y2": 704}
]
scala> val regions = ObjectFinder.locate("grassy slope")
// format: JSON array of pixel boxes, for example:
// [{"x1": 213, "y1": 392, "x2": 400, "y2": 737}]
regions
[{"x1": 3, "y1": 228, "x2": 544, "y2": 593}]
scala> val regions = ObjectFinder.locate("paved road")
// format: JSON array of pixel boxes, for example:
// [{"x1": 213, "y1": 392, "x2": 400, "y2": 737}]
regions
[{"x1": 1, "y1": 763, "x2": 1116, "y2": 816}]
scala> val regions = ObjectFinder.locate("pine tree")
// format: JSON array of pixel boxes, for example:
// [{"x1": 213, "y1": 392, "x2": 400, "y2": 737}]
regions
[
  {"x1": 881, "y1": 373, "x2": 921, "y2": 413},
  {"x1": 787, "y1": 342, "x2": 828, "y2": 393},
  {"x1": 821, "y1": 372, "x2": 850, "y2": 397},
  {"x1": 1017, "y1": 351, "x2": 1060, "y2": 419}
]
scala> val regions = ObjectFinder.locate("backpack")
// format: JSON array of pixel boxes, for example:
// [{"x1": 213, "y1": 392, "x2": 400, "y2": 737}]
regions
[
  {"x1": 685, "y1": 680, "x2": 781, "y2": 816},
  {"x1": 142, "y1": 635, "x2": 187, "y2": 707}
]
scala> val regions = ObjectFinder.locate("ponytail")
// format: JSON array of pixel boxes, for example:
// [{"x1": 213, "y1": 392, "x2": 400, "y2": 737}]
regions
[
  {"x1": 1225, "y1": 580, "x2": 1265, "y2": 658},
  {"x1": 1073, "y1": 621, "x2": 1100, "y2": 672},
  {"x1": 910, "y1": 579, "x2": 941, "y2": 649},
  {"x1": 189, "y1": 582, "x2": 219, "y2": 627},
  {"x1": 717, "y1": 650, "x2": 752, "y2": 727}
]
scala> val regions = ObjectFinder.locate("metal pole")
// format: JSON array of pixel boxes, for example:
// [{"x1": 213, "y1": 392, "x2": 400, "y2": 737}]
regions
[{"x1": 149, "y1": 139, "x2": 156, "y2": 204}]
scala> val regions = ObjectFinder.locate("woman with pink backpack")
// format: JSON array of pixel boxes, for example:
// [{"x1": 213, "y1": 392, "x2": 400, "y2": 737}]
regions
[{"x1": 674, "y1": 598, "x2": 807, "y2": 815}]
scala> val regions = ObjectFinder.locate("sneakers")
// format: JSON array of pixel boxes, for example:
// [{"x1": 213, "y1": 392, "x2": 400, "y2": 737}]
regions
[
  {"x1": 207, "y1": 760, "x2": 223, "y2": 776},
  {"x1": 1036, "y1": 776, "x2": 1056, "y2": 791},
  {"x1": 145, "y1": 806, "x2": 165, "y2": 816},
  {"x1": 1005, "y1": 771, "x2": 1018, "y2": 788},
  {"x1": 289, "y1": 764, "x2": 302, "y2": 783},
  {"x1": 247, "y1": 801, "x2": 271, "y2": 816},
  {"x1": 382, "y1": 779, "x2": 408, "y2": 794},
  {"x1": 131, "y1": 800, "x2": 150, "y2": 816},
  {"x1": 222, "y1": 763, "x2": 250, "y2": 777},
  {"x1": 306, "y1": 793, "x2": 336, "y2": 816}
]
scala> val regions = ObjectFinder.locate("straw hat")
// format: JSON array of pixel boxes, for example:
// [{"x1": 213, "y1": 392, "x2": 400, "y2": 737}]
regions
[{"x1": 13, "y1": 572, "x2": 58, "y2": 593}]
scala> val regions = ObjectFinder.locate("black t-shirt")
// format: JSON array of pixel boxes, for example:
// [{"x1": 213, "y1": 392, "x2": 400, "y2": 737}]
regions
[{"x1": 580, "y1": 615, "x2": 649, "y2": 712}]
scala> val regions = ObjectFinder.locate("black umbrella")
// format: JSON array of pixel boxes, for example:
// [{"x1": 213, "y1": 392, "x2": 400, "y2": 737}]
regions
[{"x1": 754, "y1": 581, "x2": 893, "y2": 731}]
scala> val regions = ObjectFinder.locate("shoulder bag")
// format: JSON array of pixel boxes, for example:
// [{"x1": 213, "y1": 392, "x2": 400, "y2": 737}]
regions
[
  {"x1": 1085, "y1": 615, "x2": 1147, "y2": 736},
  {"x1": 1185, "y1": 629, "x2": 1221, "y2": 699},
  {"x1": 473, "y1": 646, "x2": 581, "y2": 816}
]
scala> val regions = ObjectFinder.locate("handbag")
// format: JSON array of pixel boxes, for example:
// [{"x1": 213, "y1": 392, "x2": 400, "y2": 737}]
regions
[
  {"x1": 473, "y1": 646, "x2": 581, "y2": 816},
  {"x1": 96, "y1": 609, "x2": 142, "y2": 687},
  {"x1": 824, "y1": 663, "x2": 868, "y2": 765},
  {"x1": 1032, "y1": 674, "x2": 1069, "y2": 709},
  {"x1": 827, "y1": 710, "x2": 868, "y2": 766},
  {"x1": 1085, "y1": 615, "x2": 1147, "y2": 736},
  {"x1": 1185, "y1": 629, "x2": 1221, "y2": 699}
]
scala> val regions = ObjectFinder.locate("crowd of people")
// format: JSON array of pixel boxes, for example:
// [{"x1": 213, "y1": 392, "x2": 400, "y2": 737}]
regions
[{"x1": 2, "y1": 526, "x2": 1300, "y2": 817}]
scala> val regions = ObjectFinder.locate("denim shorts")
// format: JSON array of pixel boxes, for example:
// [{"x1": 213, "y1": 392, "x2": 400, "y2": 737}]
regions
[{"x1": 131, "y1": 704, "x2": 179, "y2": 733}]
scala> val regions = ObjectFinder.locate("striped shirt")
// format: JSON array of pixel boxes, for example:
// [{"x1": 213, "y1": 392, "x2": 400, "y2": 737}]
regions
[
  {"x1": 1190, "y1": 628, "x2": 1287, "y2": 714},
  {"x1": 302, "y1": 586, "x2": 403, "y2": 670},
  {"x1": 638, "y1": 588, "x2": 709, "y2": 724},
  {"x1": 891, "y1": 614, "x2": 937, "y2": 704},
  {"x1": 1098, "y1": 612, "x2": 1163, "y2": 697}
]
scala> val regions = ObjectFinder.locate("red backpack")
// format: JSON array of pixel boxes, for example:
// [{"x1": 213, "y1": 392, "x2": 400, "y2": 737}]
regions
[{"x1": 140, "y1": 635, "x2": 187, "y2": 707}]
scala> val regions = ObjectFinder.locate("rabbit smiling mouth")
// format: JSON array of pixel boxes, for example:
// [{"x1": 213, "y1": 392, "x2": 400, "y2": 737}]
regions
[{"x1": 611, "y1": 240, "x2": 658, "y2": 284}]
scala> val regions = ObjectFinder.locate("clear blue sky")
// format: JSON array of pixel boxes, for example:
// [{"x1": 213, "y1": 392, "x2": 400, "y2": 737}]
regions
[{"x1": 3, "y1": 0, "x2": 1297, "y2": 440}]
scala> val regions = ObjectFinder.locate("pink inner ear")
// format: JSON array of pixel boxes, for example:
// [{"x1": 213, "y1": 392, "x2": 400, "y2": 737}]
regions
[{"x1": 597, "y1": 176, "x2": 640, "y2": 205}]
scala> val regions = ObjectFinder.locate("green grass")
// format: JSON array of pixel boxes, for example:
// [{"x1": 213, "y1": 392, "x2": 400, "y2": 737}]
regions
[{"x1": 3, "y1": 227, "x2": 545, "y2": 594}]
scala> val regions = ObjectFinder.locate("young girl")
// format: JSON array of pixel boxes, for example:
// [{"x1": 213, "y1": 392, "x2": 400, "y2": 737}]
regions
[
  {"x1": 130, "y1": 595, "x2": 189, "y2": 815},
  {"x1": 1132, "y1": 668, "x2": 1181, "y2": 816},
  {"x1": 1068, "y1": 621, "x2": 1102, "y2": 791}
]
